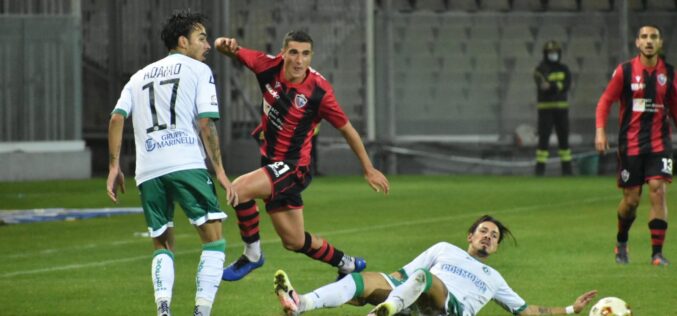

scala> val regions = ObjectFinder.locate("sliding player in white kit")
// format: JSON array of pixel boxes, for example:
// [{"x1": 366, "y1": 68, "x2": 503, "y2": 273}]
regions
[
  {"x1": 106, "y1": 11, "x2": 237, "y2": 316},
  {"x1": 274, "y1": 215, "x2": 597, "y2": 316}
]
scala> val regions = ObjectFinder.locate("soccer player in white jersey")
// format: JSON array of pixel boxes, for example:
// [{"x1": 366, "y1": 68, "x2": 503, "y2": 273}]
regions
[
  {"x1": 274, "y1": 215, "x2": 597, "y2": 316},
  {"x1": 106, "y1": 11, "x2": 237, "y2": 316}
]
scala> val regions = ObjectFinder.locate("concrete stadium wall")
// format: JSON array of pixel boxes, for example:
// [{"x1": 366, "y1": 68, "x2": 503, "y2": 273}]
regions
[
  {"x1": 223, "y1": 140, "x2": 364, "y2": 177},
  {"x1": 0, "y1": 141, "x2": 91, "y2": 181}
]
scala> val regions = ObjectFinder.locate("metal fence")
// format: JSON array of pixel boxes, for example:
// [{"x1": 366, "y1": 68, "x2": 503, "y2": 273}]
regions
[
  {"x1": 3, "y1": 0, "x2": 677, "y2": 175},
  {"x1": 0, "y1": 13, "x2": 81, "y2": 141}
]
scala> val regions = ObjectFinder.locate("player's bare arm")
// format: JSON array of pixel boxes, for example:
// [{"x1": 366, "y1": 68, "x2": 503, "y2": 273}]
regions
[
  {"x1": 594, "y1": 127, "x2": 608, "y2": 154},
  {"x1": 519, "y1": 290, "x2": 597, "y2": 315},
  {"x1": 198, "y1": 117, "x2": 239, "y2": 206},
  {"x1": 214, "y1": 37, "x2": 239, "y2": 57},
  {"x1": 107, "y1": 113, "x2": 126, "y2": 203},
  {"x1": 337, "y1": 121, "x2": 390, "y2": 194}
]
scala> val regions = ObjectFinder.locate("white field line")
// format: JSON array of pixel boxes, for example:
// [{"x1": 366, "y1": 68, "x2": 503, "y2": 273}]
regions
[
  {"x1": 0, "y1": 196, "x2": 615, "y2": 279},
  {"x1": 4, "y1": 233, "x2": 195, "y2": 260}
]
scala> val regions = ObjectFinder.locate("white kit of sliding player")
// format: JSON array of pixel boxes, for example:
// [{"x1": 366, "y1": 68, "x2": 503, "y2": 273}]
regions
[{"x1": 400, "y1": 242, "x2": 526, "y2": 315}]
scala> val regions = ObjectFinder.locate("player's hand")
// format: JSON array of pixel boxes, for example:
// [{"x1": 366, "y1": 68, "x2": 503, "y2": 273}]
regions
[
  {"x1": 364, "y1": 168, "x2": 389, "y2": 195},
  {"x1": 224, "y1": 182, "x2": 239, "y2": 207},
  {"x1": 106, "y1": 168, "x2": 126, "y2": 203},
  {"x1": 572, "y1": 290, "x2": 598, "y2": 313},
  {"x1": 594, "y1": 128, "x2": 609, "y2": 154},
  {"x1": 214, "y1": 37, "x2": 239, "y2": 56},
  {"x1": 216, "y1": 174, "x2": 239, "y2": 207}
]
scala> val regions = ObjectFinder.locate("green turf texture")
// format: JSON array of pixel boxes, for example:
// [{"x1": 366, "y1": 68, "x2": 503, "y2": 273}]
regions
[{"x1": 1, "y1": 175, "x2": 675, "y2": 315}]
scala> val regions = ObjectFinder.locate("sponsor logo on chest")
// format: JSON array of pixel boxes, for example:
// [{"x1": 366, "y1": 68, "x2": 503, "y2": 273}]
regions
[{"x1": 632, "y1": 98, "x2": 664, "y2": 113}]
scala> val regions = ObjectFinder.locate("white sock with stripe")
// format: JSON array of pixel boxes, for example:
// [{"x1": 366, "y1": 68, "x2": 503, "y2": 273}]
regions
[
  {"x1": 195, "y1": 239, "x2": 226, "y2": 308},
  {"x1": 152, "y1": 249, "x2": 175, "y2": 305},
  {"x1": 301, "y1": 273, "x2": 359, "y2": 312},
  {"x1": 383, "y1": 269, "x2": 430, "y2": 313}
]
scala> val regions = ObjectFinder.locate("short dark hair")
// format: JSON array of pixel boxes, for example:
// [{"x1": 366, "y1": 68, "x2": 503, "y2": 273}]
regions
[
  {"x1": 637, "y1": 24, "x2": 662, "y2": 39},
  {"x1": 467, "y1": 215, "x2": 515, "y2": 244},
  {"x1": 160, "y1": 10, "x2": 208, "y2": 51},
  {"x1": 282, "y1": 30, "x2": 313, "y2": 49}
]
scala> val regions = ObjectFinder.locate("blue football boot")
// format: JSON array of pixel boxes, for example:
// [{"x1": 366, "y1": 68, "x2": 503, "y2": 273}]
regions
[{"x1": 222, "y1": 254, "x2": 265, "y2": 281}]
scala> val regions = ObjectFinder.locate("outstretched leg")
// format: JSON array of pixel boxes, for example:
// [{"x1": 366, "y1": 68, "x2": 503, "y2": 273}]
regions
[
  {"x1": 270, "y1": 209, "x2": 366, "y2": 278},
  {"x1": 274, "y1": 270, "x2": 394, "y2": 315}
]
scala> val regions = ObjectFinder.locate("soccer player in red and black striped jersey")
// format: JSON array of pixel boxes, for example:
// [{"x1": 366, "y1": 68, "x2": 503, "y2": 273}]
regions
[
  {"x1": 596, "y1": 25, "x2": 677, "y2": 266},
  {"x1": 214, "y1": 31, "x2": 390, "y2": 280}
]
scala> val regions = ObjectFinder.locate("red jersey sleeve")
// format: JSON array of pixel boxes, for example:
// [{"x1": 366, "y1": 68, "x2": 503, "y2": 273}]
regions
[
  {"x1": 596, "y1": 64, "x2": 624, "y2": 128},
  {"x1": 669, "y1": 71, "x2": 677, "y2": 126},
  {"x1": 235, "y1": 47, "x2": 281, "y2": 74},
  {"x1": 318, "y1": 85, "x2": 349, "y2": 128}
]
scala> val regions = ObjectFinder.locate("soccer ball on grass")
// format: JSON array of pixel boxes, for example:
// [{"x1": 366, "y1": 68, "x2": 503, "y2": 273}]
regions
[{"x1": 588, "y1": 297, "x2": 632, "y2": 316}]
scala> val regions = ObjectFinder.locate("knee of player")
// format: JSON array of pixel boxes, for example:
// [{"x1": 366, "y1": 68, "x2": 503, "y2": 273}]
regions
[
  {"x1": 231, "y1": 182, "x2": 255, "y2": 201},
  {"x1": 648, "y1": 183, "x2": 666, "y2": 196},
  {"x1": 624, "y1": 198, "x2": 639, "y2": 214},
  {"x1": 624, "y1": 198, "x2": 641, "y2": 210},
  {"x1": 622, "y1": 191, "x2": 641, "y2": 208}
]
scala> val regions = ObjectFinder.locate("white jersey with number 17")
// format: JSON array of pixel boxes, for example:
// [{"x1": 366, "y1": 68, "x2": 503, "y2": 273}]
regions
[{"x1": 112, "y1": 53, "x2": 220, "y2": 185}]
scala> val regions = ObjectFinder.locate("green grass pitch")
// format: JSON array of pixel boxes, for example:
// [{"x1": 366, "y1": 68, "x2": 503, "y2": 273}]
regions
[{"x1": 1, "y1": 175, "x2": 675, "y2": 315}]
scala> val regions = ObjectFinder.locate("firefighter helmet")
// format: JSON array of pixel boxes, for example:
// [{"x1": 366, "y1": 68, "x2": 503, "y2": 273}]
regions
[{"x1": 543, "y1": 40, "x2": 562, "y2": 53}]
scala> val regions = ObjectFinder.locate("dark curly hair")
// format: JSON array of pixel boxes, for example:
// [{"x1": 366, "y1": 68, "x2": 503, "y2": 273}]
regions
[
  {"x1": 160, "y1": 10, "x2": 208, "y2": 51},
  {"x1": 467, "y1": 215, "x2": 515, "y2": 244}
]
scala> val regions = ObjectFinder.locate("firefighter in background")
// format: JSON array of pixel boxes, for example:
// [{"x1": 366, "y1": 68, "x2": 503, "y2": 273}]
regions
[{"x1": 534, "y1": 40, "x2": 573, "y2": 176}]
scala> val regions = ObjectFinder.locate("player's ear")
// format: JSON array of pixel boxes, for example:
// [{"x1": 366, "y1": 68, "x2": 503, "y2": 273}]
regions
[
  {"x1": 178, "y1": 35, "x2": 189, "y2": 49},
  {"x1": 466, "y1": 233, "x2": 473, "y2": 243}
]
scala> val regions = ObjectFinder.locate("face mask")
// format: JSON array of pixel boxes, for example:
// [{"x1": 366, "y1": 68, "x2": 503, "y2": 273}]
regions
[{"x1": 547, "y1": 52, "x2": 559, "y2": 62}]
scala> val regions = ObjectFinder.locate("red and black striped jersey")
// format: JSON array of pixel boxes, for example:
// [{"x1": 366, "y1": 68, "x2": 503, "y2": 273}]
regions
[
  {"x1": 236, "y1": 47, "x2": 349, "y2": 166},
  {"x1": 596, "y1": 56, "x2": 677, "y2": 155}
]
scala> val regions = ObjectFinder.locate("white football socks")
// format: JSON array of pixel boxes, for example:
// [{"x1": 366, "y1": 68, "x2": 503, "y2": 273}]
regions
[
  {"x1": 244, "y1": 240, "x2": 261, "y2": 261},
  {"x1": 383, "y1": 269, "x2": 429, "y2": 313},
  {"x1": 300, "y1": 273, "x2": 358, "y2": 312},
  {"x1": 152, "y1": 250, "x2": 175, "y2": 305},
  {"x1": 195, "y1": 248, "x2": 226, "y2": 308}
]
